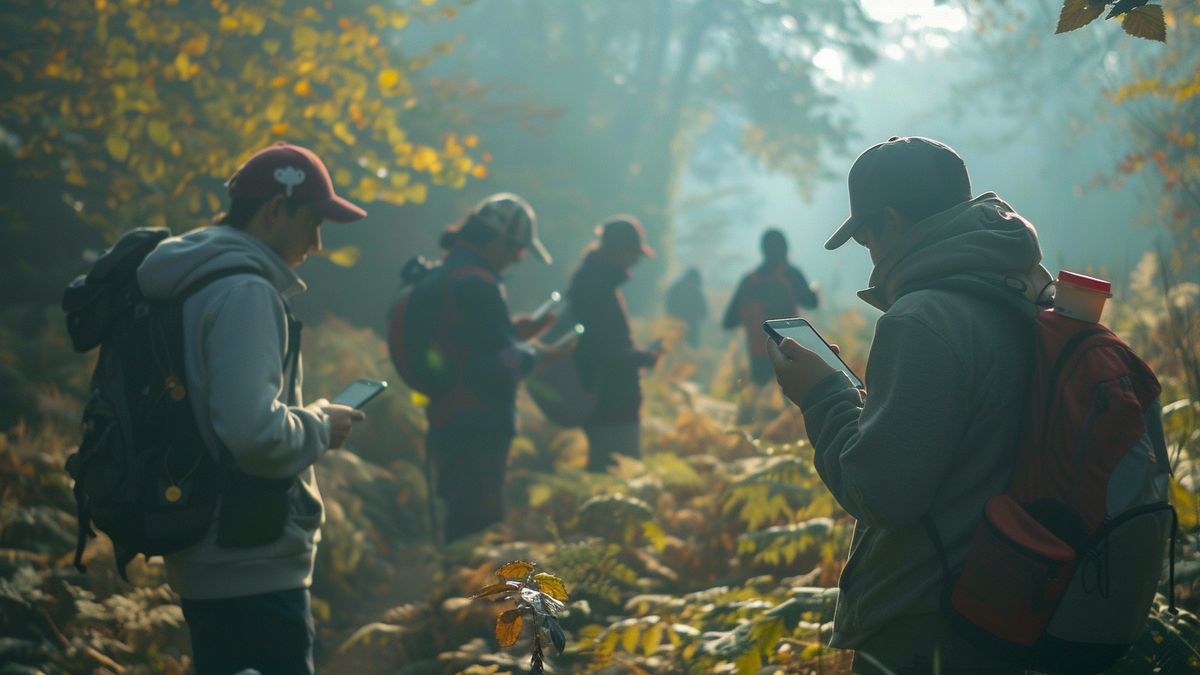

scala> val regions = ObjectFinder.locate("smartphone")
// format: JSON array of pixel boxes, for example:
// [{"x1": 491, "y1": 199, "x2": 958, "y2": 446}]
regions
[
  {"x1": 763, "y1": 318, "x2": 863, "y2": 389},
  {"x1": 530, "y1": 291, "x2": 563, "y2": 323},
  {"x1": 331, "y1": 379, "x2": 388, "y2": 409},
  {"x1": 552, "y1": 323, "x2": 585, "y2": 349}
]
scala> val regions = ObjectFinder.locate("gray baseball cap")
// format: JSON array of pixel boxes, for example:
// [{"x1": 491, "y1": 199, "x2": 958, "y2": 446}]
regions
[
  {"x1": 470, "y1": 193, "x2": 552, "y2": 264},
  {"x1": 825, "y1": 136, "x2": 971, "y2": 250}
]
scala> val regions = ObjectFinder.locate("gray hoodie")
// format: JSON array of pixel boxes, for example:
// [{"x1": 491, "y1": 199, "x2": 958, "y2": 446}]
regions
[
  {"x1": 138, "y1": 226, "x2": 331, "y2": 600},
  {"x1": 800, "y1": 193, "x2": 1047, "y2": 664}
]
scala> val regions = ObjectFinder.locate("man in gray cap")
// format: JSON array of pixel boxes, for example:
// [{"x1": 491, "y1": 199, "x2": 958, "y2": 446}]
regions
[
  {"x1": 766, "y1": 136, "x2": 1050, "y2": 673},
  {"x1": 424, "y1": 193, "x2": 559, "y2": 542}
]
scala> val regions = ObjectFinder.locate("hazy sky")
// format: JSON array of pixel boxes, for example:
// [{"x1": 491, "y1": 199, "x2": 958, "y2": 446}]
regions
[{"x1": 682, "y1": 3, "x2": 1162, "y2": 314}]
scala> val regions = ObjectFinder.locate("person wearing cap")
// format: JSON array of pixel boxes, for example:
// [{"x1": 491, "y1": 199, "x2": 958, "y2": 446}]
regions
[
  {"x1": 566, "y1": 216, "x2": 662, "y2": 472},
  {"x1": 424, "y1": 192, "x2": 558, "y2": 542},
  {"x1": 722, "y1": 228, "x2": 820, "y2": 387},
  {"x1": 137, "y1": 142, "x2": 368, "y2": 674},
  {"x1": 765, "y1": 136, "x2": 1051, "y2": 673}
]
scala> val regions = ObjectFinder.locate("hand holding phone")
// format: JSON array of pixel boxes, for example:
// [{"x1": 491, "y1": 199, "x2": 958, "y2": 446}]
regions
[
  {"x1": 763, "y1": 318, "x2": 862, "y2": 389},
  {"x1": 331, "y1": 378, "x2": 389, "y2": 409},
  {"x1": 530, "y1": 291, "x2": 563, "y2": 324}
]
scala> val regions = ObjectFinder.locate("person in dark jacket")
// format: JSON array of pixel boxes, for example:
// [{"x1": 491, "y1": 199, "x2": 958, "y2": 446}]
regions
[
  {"x1": 567, "y1": 216, "x2": 661, "y2": 472},
  {"x1": 426, "y1": 193, "x2": 558, "y2": 542},
  {"x1": 665, "y1": 267, "x2": 708, "y2": 348},
  {"x1": 767, "y1": 136, "x2": 1049, "y2": 674},
  {"x1": 722, "y1": 229, "x2": 819, "y2": 386}
]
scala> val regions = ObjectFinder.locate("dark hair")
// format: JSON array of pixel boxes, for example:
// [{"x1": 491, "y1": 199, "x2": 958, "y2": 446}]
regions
[
  {"x1": 215, "y1": 196, "x2": 301, "y2": 230},
  {"x1": 439, "y1": 213, "x2": 500, "y2": 250}
]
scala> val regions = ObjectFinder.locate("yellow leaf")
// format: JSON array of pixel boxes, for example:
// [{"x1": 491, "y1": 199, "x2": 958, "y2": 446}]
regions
[
  {"x1": 527, "y1": 484, "x2": 552, "y2": 508},
  {"x1": 378, "y1": 69, "x2": 400, "y2": 90},
  {"x1": 114, "y1": 58, "x2": 138, "y2": 78},
  {"x1": 292, "y1": 25, "x2": 320, "y2": 52},
  {"x1": 356, "y1": 176, "x2": 378, "y2": 201},
  {"x1": 532, "y1": 573, "x2": 569, "y2": 602},
  {"x1": 219, "y1": 15, "x2": 239, "y2": 32},
  {"x1": 271, "y1": 122, "x2": 289, "y2": 135},
  {"x1": 174, "y1": 52, "x2": 195, "y2": 80},
  {"x1": 147, "y1": 120, "x2": 171, "y2": 147},
  {"x1": 181, "y1": 33, "x2": 209, "y2": 56},
  {"x1": 1055, "y1": 0, "x2": 1104, "y2": 34},
  {"x1": 333, "y1": 121, "x2": 357, "y2": 145},
  {"x1": 420, "y1": 0, "x2": 436, "y2": 5},
  {"x1": 471, "y1": 164, "x2": 489, "y2": 179},
  {"x1": 1171, "y1": 478, "x2": 1198, "y2": 532},
  {"x1": 494, "y1": 560, "x2": 535, "y2": 581},
  {"x1": 389, "y1": 11, "x2": 410, "y2": 29},
  {"x1": 410, "y1": 390, "x2": 429, "y2": 407},
  {"x1": 294, "y1": 79, "x2": 312, "y2": 97},
  {"x1": 105, "y1": 135, "x2": 129, "y2": 161},
  {"x1": 1123, "y1": 5, "x2": 1167, "y2": 42},
  {"x1": 496, "y1": 610, "x2": 523, "y2": 648},
  {"x1": 405, "y1": 182, "x2": 427, "y2": 204},
  {"x1": 169, "y1": 140, "x2": 183, "y2": 157},
  {"x1": 206, "y1": 192, "x2": 221, "y2": 212},
  {"x1": 463, "y1": 134, "x2": 479, "y2": 148},
  {"x1": 620, "y1": 623, "x2": 640, "y2": 654},
  {"x1": 641, "y1": 621, "x2": 663, "y2": 655},
  {"x1": 65, "y1": 166, "x2": 86, "y2": 187},
  {"x1": 325, "y1": 245, "x2": 361, "y2": 268}
]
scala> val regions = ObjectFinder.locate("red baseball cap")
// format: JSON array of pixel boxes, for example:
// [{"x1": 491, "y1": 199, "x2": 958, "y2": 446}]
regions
[{"x1": 224, "y1": 143, "x2": 366, "y2": 223}]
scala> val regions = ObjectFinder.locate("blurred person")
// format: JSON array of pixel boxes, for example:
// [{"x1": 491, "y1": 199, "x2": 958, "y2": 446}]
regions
[
  {"x1": 665, "y1": 267, "x2": 708, "y2": 348},
  {"x1": 423, "y1": 193, "x2": 559, "y2": 542},
  {"x1": 136, "y1": 143, "x2": 367, "y2": 675},
  {"x1": 722, "y1": 228, "x2": 819, "y2": 387},
  {"x1": 567, "y1": 216, "x2": 662, "y2": 472},
  {"x1": 766, "y1": 136, "x2": 1051, "y2": 674}
]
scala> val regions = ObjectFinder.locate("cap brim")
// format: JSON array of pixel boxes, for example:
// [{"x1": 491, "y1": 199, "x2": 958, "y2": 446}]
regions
[
  {"x1": 529, "y1": 237, "x2": 553, "y2": 265},
  {"x1": 641, "y1": 243, "x2": 657, "y2": 259},
  {"x1": 824, "y1": 215, "x2": 859, "y2": 250},
  {"x1": 314, "y1": 195, "x2": 367, "y2": 223}
]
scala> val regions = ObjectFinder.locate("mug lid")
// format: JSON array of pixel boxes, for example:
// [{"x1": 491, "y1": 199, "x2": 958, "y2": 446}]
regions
[{"x1": 1058, "y1": 270, "x2": 1112, "y2": 296}]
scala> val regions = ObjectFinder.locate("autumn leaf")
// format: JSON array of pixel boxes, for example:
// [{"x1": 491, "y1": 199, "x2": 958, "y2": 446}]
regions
[
  {"x1": 1170, "y1": 478, "x2": 1198, "y2": 532},
  {"x1": 495, "y1": 560, "x2": 536, "y2": 581},
  {"x1": 1055, "y1": 0, "x2": 1105, "y2": 34},
  {"x1": 104, "y1": 135, "x2": 129, "y2": 161},
  {"x1": 495, "y1": 609, "x2": 523, "y2": 647},
  {"x1": 1122, "y1": 5, "x2": 1166, "y2": 42},
  {"x1": 324, "y1": 245, "x2": 361, "y2": 268},
  {"x1": 532, "y1": 573, "x2": 569, "y2": 602},
  {"x1": 470, "y1": 582, "x2": 514, "y2": 599}
]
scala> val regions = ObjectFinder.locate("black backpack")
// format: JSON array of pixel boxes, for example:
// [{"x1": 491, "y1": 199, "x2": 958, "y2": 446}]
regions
[{"x1": 62, "y1": 228, "x2": 283, "y2": 579}]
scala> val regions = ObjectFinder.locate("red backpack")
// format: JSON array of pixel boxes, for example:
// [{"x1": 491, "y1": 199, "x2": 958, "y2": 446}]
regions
[{"x1": 924, "y1": 295, "x2": 1176, "y2": 674}]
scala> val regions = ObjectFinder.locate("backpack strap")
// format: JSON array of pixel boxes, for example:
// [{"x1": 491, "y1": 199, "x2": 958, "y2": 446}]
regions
[{"x1": 174, "y1": 266, "x2": 301, "y2": 404}]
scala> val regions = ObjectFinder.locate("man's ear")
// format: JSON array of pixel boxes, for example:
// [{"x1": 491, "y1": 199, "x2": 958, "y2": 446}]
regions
[
  {"x1": 264, "y1": 194, "x2": 287, "y2": 228},
  {"x1": 881, "y1": 206, "x2": 909, "y2": 238}
]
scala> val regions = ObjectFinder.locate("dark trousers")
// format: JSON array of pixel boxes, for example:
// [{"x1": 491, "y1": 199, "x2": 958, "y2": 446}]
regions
[
  {"x1": 583, "y1": 422, "x2": 641, "y2": 472},
  {"x1": 181, "y1": 588, "x2": 314, "y2": 675},
  {"x1": 429, "y1": 429, "x2": 513, "y2": 542}
]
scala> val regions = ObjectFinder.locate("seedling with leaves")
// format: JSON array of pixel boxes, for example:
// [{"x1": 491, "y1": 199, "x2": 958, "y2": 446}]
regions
[{"x1": 471, "y1": 560, "x2": 570, "y2": 674}]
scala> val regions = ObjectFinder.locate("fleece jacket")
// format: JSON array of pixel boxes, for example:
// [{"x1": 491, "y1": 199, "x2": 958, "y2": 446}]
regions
[{"x1": 138, "y1": 225, "x2": 331, "y2": 600}]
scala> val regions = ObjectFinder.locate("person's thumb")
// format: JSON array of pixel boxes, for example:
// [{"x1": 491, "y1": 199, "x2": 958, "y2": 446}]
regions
[{"x1": 778, "y1": 337, "x2": 806, "y2": 360}]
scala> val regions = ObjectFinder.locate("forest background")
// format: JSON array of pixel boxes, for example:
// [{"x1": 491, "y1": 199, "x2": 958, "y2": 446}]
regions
[{"x1": 1, "y1": 0, "x2": 1199, "y2": 673}]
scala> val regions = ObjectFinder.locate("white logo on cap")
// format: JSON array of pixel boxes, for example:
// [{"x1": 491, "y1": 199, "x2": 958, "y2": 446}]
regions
[{"x1": 273, "y1": 166, "x2": 306, "y2": 197}]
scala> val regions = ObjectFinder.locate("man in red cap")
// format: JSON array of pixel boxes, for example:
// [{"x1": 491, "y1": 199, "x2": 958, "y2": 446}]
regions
[
  {"x1": 137, "y1": 143, "x2": 368, "y2": 674},
  {"x1": 567, "y1": 215, "x2": 662, "y2": 471},
  {"x1": 765, "y1": 136, "x2": 1052, "y2": 673}
]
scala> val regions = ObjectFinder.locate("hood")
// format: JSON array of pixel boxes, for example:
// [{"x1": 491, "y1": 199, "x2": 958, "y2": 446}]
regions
[
  {"x1": 859, "y1": 192, "x2": 1052, "y2": 312},
  {"x1": 138, "y1": 225, "x2": 305, "y2": 300}
]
